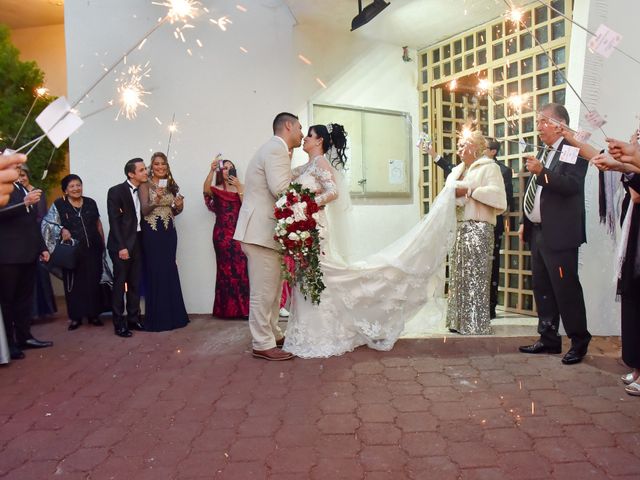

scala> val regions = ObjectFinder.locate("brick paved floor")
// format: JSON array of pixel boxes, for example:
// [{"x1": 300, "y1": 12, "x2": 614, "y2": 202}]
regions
[{"x1": 1, "y1": 313, "x2": 638, "y2": 479}]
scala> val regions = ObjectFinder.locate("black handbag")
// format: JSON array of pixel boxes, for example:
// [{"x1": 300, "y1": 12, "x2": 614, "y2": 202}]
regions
[{"x1": 49, "y1": 238, "x2": 79, "y2": 270}]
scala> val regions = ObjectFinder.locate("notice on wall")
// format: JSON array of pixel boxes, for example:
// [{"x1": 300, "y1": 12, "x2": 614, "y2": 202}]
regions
[
  {"x1": 388, "y1": 159, "x2": 405, "y2": 185},
  {"x1": 587, "y1": 24, "x2": 622, "y2": 59}
]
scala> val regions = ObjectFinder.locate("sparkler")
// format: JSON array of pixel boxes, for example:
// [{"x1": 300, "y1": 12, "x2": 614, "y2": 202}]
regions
[
  {"x1": 167, "y1": 113, "x2": 177, "y2": 156},
  {"x1": 535, "y1": 0, "x2": 640, "y2": 66},
  {"x1": 71, "y1": 0, "x2": 201, "y2": 110},
  {"x1": 12, "y1": 86, "x2": 49, "y2": 146},
  {"x1": 210, "y1": 16, "x2": 232, "y2": 31},
  {"x1": 449, "y1": 79, "x2": 458, "y2": 91},
  {"x1": 116, "y1": 64, "x2": 151, "y2": 120}
]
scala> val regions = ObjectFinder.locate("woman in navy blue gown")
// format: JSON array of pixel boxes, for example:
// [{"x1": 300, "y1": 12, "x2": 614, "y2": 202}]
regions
[{"x1": 138, "y1": 152, "x2": 189, "y2": 332}]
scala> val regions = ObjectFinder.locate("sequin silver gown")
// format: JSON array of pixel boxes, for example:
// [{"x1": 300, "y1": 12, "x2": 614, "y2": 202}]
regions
[{"x1": 446, "y1": 207, "x2": 495, "y2": 335}]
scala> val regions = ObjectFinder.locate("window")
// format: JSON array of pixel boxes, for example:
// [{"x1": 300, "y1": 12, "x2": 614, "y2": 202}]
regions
[{"x1": 313, "y1": 104, "x2": 412, "y2": 198}]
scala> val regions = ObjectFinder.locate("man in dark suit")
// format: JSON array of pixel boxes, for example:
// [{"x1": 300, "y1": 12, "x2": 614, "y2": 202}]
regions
[
  {"x1": 0, "y1": 176, "x2": 53, "y2": 359},
  {"x1": 428, "y1": 138, "x2": 514, "y2": 319},
  {"x1": 486, "y1": 138, "x2": 514, "y2": 319},
  {"x1": 518, "y1": 103, "x2": 591, "y2": 365},
  {"x1": 107, "y1": 158, "x2": 148, "y2": 337}
]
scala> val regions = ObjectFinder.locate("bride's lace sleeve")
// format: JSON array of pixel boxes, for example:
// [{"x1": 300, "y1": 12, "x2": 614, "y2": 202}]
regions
[
  {"x1": 313, "y1": 157, "x2": 339, "y2": 206},
  {"x1": 291, "y1": 164, "x2": 306, "y2": 179}
]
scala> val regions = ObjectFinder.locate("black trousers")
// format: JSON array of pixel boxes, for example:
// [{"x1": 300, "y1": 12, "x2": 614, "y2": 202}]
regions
[
  {"x1": 622, "y1": 286, "x2": 640, "y2": 369},
  {"x1": 109, "y1": 234, "x2": 142, "y2": 329},
  {"x1": 0, "y1": 263, "x2": 36, "y2": 348},
  {"x1": 490, "y1": 229, "x2": 503, "y2": 315},
  {"x1": 530, "y1": 225, "x2": 591, "y2": 351}
]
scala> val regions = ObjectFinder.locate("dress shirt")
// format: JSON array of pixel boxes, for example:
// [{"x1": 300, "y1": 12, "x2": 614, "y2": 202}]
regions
[
  {"x1": 127, "y1": 180, "x2": 142, "y2": 232},
  {"x1": 526, "y1": 136, "x2": 563, "y2": 224}
]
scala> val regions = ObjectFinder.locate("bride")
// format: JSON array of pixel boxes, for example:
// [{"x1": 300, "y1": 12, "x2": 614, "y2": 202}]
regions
[{"x1": 283, "y1": 123, "x2": 458, "y2": 358}]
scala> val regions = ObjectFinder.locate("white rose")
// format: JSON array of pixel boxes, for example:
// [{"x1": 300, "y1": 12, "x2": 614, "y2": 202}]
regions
[
  {"x1": 300, "y1": 231, "x2": 310, "y2": 240},
  {"x1": 275, "y1": 196, "x2": 287, "y2": 209},
  {"x1": 288, "y1": 232, "x2": 300, "y2": 241},
  {"x1": 285, "y1": 217, "x2": 294, "y2": 224},
  {"x1": 291, "y1": 202, "x2": 307, "y2": 222}
]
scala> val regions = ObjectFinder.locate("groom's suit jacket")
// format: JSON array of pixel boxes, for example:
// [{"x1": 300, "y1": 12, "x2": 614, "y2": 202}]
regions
[{"x1": 234, "y1": 136, "x2": 292, "y2": 250}]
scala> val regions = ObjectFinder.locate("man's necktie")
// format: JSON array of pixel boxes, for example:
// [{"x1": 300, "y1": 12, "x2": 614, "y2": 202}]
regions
[{"x1": 523, "y1": 146, "x2": 549, "y2": 216}]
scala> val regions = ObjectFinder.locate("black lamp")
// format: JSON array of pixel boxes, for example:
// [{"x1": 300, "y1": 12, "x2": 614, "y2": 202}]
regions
[{"x1": 351, "y1": 0, "x2": 390, "y2": 31}]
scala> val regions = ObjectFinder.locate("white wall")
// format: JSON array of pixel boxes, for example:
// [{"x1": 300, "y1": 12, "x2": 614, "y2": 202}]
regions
[
  {"x1": 65, "y1": 0, "x2": 420, "y2": 313},
  {"x1": 565, "y1": 0, "x2": 640, "y2": 335},
  {"x1": 10, "y1": 24, "x2": 67, "y2": 97}
]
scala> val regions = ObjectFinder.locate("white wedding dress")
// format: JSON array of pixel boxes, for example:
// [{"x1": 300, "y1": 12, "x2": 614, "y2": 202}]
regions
[{"x1": 283, "y1": 155, "x2": 458, "y2": 358}]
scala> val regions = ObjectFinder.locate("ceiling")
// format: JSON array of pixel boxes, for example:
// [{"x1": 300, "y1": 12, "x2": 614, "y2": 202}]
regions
[
  {"x1": 285, "y1": 0, "x2": 535, "y2": 49},
  {"x1": 0, "y1": 0, "x2": 534, "y2": 47},
  {"x1": 0, "y1": 0, "x2": 64, "y2": 29}
]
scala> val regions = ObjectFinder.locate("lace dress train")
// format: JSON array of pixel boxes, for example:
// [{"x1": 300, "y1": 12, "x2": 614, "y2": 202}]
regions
[{"x1": 283, "y1": 156, "x2": 457, "y2": 358}]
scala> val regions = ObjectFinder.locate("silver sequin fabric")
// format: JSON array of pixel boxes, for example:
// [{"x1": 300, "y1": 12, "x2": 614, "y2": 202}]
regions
[{"x1": 446, "y1": 217, "x2": 495, "y2": 335}]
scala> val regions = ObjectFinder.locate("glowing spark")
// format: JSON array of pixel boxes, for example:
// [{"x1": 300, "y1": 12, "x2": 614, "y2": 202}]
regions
[
  {"x1": 316, "y1": 78, "x2": 327, "y2": 89},
  {"x1": 155, "y1": 117, "x2": 163, "y2": 125},
  {"x1": 507, "y1": 8, "x2": 523, "y2": 24},
  {"x1": 169, "y1": 122, "x2": 178, "y2": 133},
  {"x1": 477, "y1": 79, "x2": 491, "y2": 93},
  {"x1": 187, "y1": 48, "x2": 193, "y2": 56},
  {"x1": 154, "y1": 0, "x2": 201, "y2": 24},
  {"x1": 236, "y1": 4, "x2": 247, "y2": 12},
  {"x1": 531, "y1": 402, "x2": 535, "y2": 415},
  {"x1": 508, "y1": 94, "x2": 528, "y2": 112},
  {"x1": 298, "y1": 54, "x2": 312, "y2": 65},
  {"x1": 35, "y1": 87, "x2": 49, "y2": 97},
  {"x1": 138, "y1": 38, "x2": 147, "y2": 50},
  {"x1": 116, "y1": 64, "x2": 151, "y2": 120},
  {"x1": 449, "y1": 79, "x2": 458, "y2": 91},
  {"x1": 239, "y1": 46, "x2": 248, "y2": 53},
  {"x1": 210, "y1": 16, "x2": 232, "y2": 31},
  {"x1": 559, "y1": 266, "x2": 564, "y2": 278},
  {"x1": 196, "y1": 39, "x2": 203, "y2": 47},
  {"x1": 518, "y1": 380, "x2": 522, "y2": 390}
]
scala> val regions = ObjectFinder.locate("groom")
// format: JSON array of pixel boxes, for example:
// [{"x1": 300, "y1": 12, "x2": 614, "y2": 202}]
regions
[{"x1": 234, "y1": 112, "x2": 303, "y2": 361}]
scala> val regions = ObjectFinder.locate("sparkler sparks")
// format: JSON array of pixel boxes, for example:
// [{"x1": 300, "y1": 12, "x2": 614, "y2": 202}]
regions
[
  {"x1": 477, "y1": 78, "x2": 491, "y2": 94},
  {"x1": 236, "y1": 4, "x2": 247, "y2": 12},
  {"x1": 508, "y1": 94, "x2": 529, "y2": 113},
  {"x1": 35, "y1": 87, "x2": 49, "y2": 97},
  {"x1": 210, "y1": 16, "x2": 232, "y2": 31},
  {"x1": 116, "y1": 64, "x2": 151, "y2": 120},
  {"x1": 506, "y1": 7, "x2": 523, "y2": 24},
  {"x1": 154, "y1": 0, "x2": 201, "y2": 24},
  {"x1": 449, "y1": 79, "x2": 458, "y2": 91},
  {"x1": 298, "y1": 54, "x2": 312, "y2": 65}
]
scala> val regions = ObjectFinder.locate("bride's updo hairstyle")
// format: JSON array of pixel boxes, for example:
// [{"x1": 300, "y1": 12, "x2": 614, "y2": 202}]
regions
[{"x1": 310, "y1": 123, "x2": 348, "y2": 169}]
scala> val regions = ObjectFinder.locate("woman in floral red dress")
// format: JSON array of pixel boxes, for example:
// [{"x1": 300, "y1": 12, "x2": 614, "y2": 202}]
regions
[{"x1": 203, "y1": 157, "x2": 250, "y2": 318}]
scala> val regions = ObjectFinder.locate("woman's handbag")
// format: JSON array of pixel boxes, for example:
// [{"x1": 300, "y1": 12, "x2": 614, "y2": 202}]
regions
[{"x1": 49, "y1": 238, "x2": 79, "y2": 270}]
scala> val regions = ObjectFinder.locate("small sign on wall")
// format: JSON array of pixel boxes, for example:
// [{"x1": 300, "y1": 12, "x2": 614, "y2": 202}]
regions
[{"x1": 388, "y1": 159, "x2": 405, "y2": 185}]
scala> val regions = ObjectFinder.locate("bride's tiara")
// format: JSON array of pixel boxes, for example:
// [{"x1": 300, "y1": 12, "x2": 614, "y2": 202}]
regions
[{"x1": 326, "y1": 123, "x2": 333, "y2": 134}]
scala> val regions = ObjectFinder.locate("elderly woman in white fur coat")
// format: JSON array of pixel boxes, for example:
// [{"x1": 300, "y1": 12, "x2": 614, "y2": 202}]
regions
[{"x1": 446, "y1": 130, "x2": 507, "y2": 335}]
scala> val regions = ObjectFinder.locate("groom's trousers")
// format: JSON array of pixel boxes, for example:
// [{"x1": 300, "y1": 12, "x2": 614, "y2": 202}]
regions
[{"x1": 241, "y1": 243, "x2": 284, "y2": 350}]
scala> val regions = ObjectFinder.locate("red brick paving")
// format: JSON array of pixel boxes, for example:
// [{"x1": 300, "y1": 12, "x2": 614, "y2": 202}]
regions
[{"x1": 0, "y1": 314, "x2": 638, "y2": 479}]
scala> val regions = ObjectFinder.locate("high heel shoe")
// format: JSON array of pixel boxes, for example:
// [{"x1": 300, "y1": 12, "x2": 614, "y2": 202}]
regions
[
  {"x1": 68, "y1": 319, "x2": 81, "y2": 331},
  {"x1": 621, "y1": 372, "x2": 639, "y2": 385},
  {"x1": 625, "y1": 381, "x2": 640, "y2": 396}
]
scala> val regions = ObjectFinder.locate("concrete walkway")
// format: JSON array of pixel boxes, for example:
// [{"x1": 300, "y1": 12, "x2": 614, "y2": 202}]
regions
[{"x1": 1, "y1": 314, "x2": 638, "y2": 479}]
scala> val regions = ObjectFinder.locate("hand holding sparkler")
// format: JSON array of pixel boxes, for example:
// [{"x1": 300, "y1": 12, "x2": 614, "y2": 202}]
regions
[
  {"x1": 606, "y1": 137, "x2": 640, "y2": 168},
  {"x1": 525, "y1": 155, "x2": 544, "y2": 175},
  {"x1": 0, "y1": 152, "x2": 26, "y2": 207}
]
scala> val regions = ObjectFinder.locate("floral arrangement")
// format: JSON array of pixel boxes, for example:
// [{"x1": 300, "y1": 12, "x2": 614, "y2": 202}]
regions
[{"x1": 274, "y1": 183, "x2": 325, "y2": 305}]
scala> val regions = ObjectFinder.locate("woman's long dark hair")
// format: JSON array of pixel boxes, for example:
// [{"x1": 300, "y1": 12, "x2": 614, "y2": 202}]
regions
[
  {"x1": 215, "y1": 160, "x2": 237, "y2": 187},
  {"x1": 149, "y1": 152, "x2": 179, "y2": 195},
  {"x1": 310, "y1": 123, "x2": 348, "y2": 169}
]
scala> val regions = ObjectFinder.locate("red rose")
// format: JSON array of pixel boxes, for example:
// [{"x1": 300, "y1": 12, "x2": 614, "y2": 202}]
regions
[{"x1": 304, "y1": 237, "x2": 313, "y2": 247}]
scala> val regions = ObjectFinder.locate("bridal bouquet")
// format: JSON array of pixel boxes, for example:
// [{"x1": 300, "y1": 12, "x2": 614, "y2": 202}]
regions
[{"x1": 273, "y1": 183, "x2": 325, "y2": 305}]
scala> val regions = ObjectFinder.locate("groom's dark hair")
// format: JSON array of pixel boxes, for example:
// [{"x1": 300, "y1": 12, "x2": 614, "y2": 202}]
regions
[{"x1": 273, "y1": 112, "x2": 298, "y2": 134}]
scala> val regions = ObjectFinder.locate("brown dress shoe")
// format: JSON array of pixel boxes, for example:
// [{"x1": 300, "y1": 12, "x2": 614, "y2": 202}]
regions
[
  {"x1": 276, "y1": 336, "x2": 285, "y2": 348},
  {"x1": 252, "y1": 347, "x2": 294, "y2": 361}
]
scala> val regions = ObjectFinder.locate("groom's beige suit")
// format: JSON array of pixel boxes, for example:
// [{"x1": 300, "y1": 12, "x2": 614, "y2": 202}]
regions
[{"x1": 234, "y1": 136, "x2": 292, "y2": 350}]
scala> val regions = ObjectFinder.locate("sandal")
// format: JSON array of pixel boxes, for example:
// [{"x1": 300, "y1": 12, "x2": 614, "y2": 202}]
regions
[
  {"x1": 621, "y1": 372, "x2": 638, "y2": 385},
  {"x1": 624, "y1": 381, "x2": 640, "y2": 396}
]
